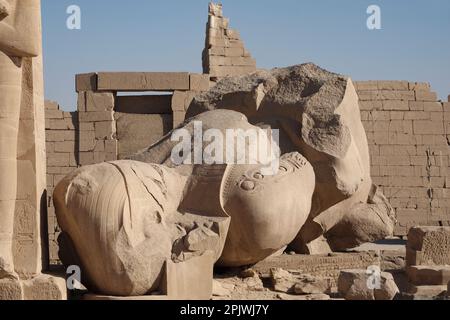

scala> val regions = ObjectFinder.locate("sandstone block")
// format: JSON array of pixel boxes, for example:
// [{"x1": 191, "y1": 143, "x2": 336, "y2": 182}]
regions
[
  {"x1": 406, "y1": 226, "x2": 450, "y2": 266},
  {"x1": 172, "y1": 91, "x2": 187, "y2": 112},
  {"x1": 208, "y1": 16, "x2": 228, "y2": 29},
  {"x1": 79, "y1": 152, "x2": 94, "y2": 165},
  {"x1": 45, "y1": 100, "x2": 59, "y2": 110},
  {"x1": 76, "y1": 73, "x2": 97, "y2": 92},
  {"x1": 77, "y1": 91, "x2": 86, "y2": 112},
  {"x1": 79, "y1": 111, "x2": 114, "y2": 123},
  {"x1": 225, "y1": 47, "x2": 244, "y2": 57},
  {"x1": 231, "y1": 57, "x2": 257, "y2": 67},
  {"x1": 354, "y1": 81, "x2": 378, "y2": 91},
  {"x1": 415, "y1": 90, "x2": 438, "y2": 102},
  {"x1": 45, "y1": 109, "x2": 64, "y2": 119},
  {"x1": 212, "y1": 280, "x2": 234, "y2": 297},
  {"x1": 407, "y1": 265, "x2": 450, "y2": 286},
  {"x1": 190, "y1": 74, "x2": 210, "y2": 91},
  {"x1": 413, "y1": 120, "x2": 444, "y2": 135},
  {"x1": 105, "y1": 139, "x2": 118, "y2": 154},
  {"x1": 337, "y1": 269, "x2": 399, "y2": 300},
  {"x1": 47, "y1": 153, "x2": 70, "y2": 167},
  {"x1": 409, "y1": 82, "x2": 430, "y2": 91},
  {"x1": 95, "y1": 121, "x2": 116, "y2": 140},
  {"x1": 22, "y1": 274, "x2": 67, "y2": 300},
  {"x1": 209, "y1": 47, "x2": 226, "y2": 56},
  {"x1": 225, "y1": 29, "x2": 240, "y2": 40},
  {"x1": 409, "y1": 101, "x2": 424, "y2": 111},
  {"x1": 86, "y1": 92, "x2": 115, "y2": 112},
  {"x1": 377, "y1": 81, "x2": 409, "y2": 91},
  {"x1": 423, "y1": 102, "x2": 443, "y2": 112},
  {"x1": 0, "y1": 279, "x2": 23, "y2": 300},
  {"x1": 54, "y1": 141, "x2": 75, "y2": 153},
  {"x1": 97, "y1": 72, "x2": 190, "y2": 91},
  {"x1": 382, "y1": 100, "x2": 409, "y2": 111}
]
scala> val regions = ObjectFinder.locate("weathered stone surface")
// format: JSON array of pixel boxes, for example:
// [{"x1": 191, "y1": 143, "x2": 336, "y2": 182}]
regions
[
  {"x1": 115, "y1": 113, "x2": 172, "y2": 160},
  {"x1": 270, "y1": 268, "x2": 332, "y2": 295},
  {"x1": 22, "y1": 274, "x2": 67, "y2": 300},
  {"x1": 131, "y1": 110, "x2": 316, "y2": 267},
  {"x1": 407, "y1": 266, "x2": 450, "y2": 286},
  {"x1": 406, "y1": 226, "x2": 450, "y2": 266},
  {"x1": 212, "y1": 280, "x2": 234, "y2": 297},
  {"x1": 186, "y1": 63, "x2": 396, "y2": 252},
  {"x1": 54, "y1": 161, "x2": 231, "y2": 296},
  {"x1": 97, "y1": 72, "x2": 190, "y2": 91},
  {"x1": 76, "y1": 73, "x2": 97, "y2": 92},
  {"x1": 0, "y1": 278, "x2": 23, "y2": 300},
  {"x1": 338, "y1": 269, "x2": 399, "y2": 300},
  {"x1": 294, "y1": 274, "x2": 333, "y2": 295}
]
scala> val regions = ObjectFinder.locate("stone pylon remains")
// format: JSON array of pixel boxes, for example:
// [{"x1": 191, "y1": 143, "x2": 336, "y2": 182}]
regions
[{"x1": 202, "y1": 2, "x2": 257, "y2": 82}]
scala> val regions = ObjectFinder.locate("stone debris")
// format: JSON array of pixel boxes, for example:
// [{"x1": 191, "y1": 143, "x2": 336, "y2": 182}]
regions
[
  {"x1": 277, "y1": 293, "x2": 331, "y2": 301},
  {"x1": 338, "y1": 269, "x2": 399, "y2": 300},
  {"x1": 402, "y1": 226, "x2": 450, "y2": 299},
  {"x1": 212, "y1": 280, "x2": 235, "y2": 297},
  {"x1": 406, "y1": 227, "x2": 450, "y2": 267},
  {"x1": 270, "y1": 268, "x2": 332, "y2": 295}
]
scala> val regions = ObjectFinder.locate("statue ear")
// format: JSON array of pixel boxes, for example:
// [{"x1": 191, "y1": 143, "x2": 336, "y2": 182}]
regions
[{"x1": 0, "y1": 0, "x2": 10, "y2": 20}]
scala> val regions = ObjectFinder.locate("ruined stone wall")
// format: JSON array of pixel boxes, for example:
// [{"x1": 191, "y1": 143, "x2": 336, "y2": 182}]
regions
[
  {"x1": 44, "y1": 101, "x2": 78, "y2": 265},
  {"x1": 202, "y1": 3, "x2": 256, "y2": 81},
  {"x1": 354, "y1": 81, "x2": 450, "y2": 236}
]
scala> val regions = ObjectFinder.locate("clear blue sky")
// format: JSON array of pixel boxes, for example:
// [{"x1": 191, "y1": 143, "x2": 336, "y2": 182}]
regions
[{"x1": 42, "y1": 0, "x2": 450, "y2": 110}]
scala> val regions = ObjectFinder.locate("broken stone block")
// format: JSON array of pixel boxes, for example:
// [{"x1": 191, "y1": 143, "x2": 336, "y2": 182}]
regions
[
  {"x1": 22, "y1": 274, "x2": 67, "y2": 300},
  {"x1": 85, "y1": 92, "x2": 114, "y2": 112},
  {"x1": 407, "y1": 265, "x2": 450, "y2": 286},
  {"x1": 293, "y1": 274, "x2": 333, "y2": 295},
  {"x1": 212, "y1": 280, "x2": 234, "y2": 297},
  {"x1": 338, "y1": 269, "x2": 399, "y2": 300},
  {"x1": 406, "y1": 284, "x2": 447, "y2": 297},
  {"x1": 406, "y1": 226, "x2": 450, "y2": 266},
  {"x1": 270, "y1": 268, "x2": 296, "y2": 293},
  {"x1": 0, "y1": 278, "x2": 23, "y2": 300},
  {"x1": 190, "y1": 74, "x2": 210, "y2": 91},
  {"x1": 270, "y1": 268, "x2": 332, "y2": 294},
  {"x1": 243, "y1": 275, "x2": 264, "y2": 292}
]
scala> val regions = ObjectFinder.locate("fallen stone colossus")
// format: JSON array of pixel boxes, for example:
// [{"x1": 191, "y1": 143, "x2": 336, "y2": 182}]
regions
[{"x1": 54, "y1": 63, "x2": 397, "y2": 297}]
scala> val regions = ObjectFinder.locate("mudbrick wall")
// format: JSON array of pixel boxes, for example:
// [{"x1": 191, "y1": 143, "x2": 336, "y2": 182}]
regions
[
  {"x1": 44, "y1": 79, "x2": 449, "y2": 265},
  {"x1": 354, "y1": 81, "x2": 450, "y2": 236}
]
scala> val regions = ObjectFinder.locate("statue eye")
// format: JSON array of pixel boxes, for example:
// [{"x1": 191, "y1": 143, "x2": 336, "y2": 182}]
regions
[
  {"x1": 241, "y1": 180, "x2": 256, "y2": 191},
  {"x1": 253, "y1": 173, "x2": 264, "y2": 180},
  {"x1": 279, "y1": 166, "x2": 288, "y2": 172}
]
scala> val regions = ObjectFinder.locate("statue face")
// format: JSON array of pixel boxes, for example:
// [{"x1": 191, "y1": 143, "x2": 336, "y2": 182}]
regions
[{"x1": 219, "y1": 152, "x2": 316, "y2": 266}]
